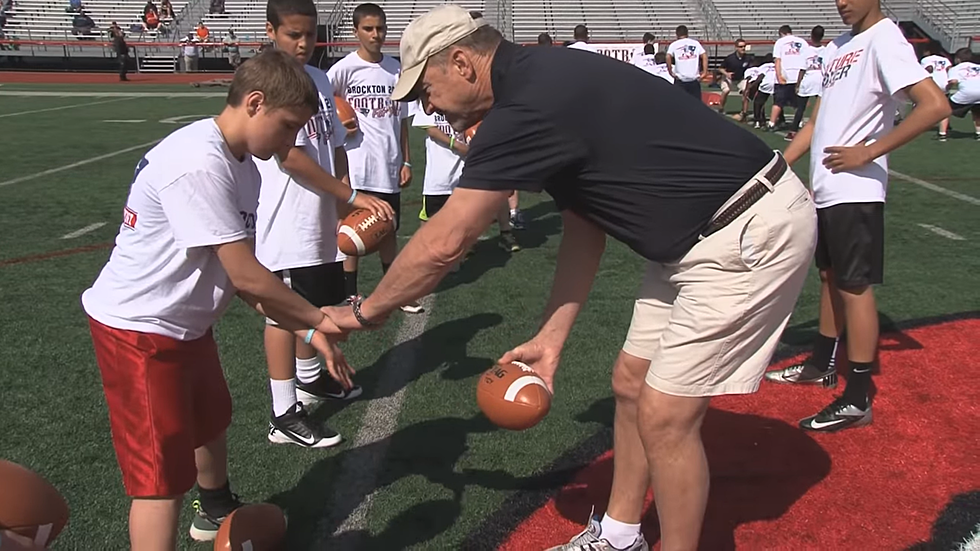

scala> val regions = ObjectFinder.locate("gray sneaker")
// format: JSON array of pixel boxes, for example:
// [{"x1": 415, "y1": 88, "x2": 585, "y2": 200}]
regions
[
  {"x1": 545, "y1": 508, "x2": 648, "y2": 551},
  {"x1": 765, "y1": 362, "x2": 837, "y2": 388}
]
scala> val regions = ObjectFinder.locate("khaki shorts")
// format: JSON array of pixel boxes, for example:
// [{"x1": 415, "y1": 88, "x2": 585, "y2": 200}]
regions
[
  {"x1": 623, "y1": 154, "x2": 817, "y2": 397},
  {"x1": 720, "y1": 78, "x2": 747, "y2": 95}
]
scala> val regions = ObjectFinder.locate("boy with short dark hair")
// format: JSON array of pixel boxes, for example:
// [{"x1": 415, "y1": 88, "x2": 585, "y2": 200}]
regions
[
  {"x1": 770, "y1": 25, "x2": 808, "y2": 131},
  {"x1": 81, "y1": 49, "x2": 354, "y2": 548},
  {"x1": 942, "y1": 47, "x2": 980, "y2": 140},
  {"x1": 777, "y1": 0, "x2": 950, "y2": 431},
  {"x1": 666, "y1": 24, "x2": 707, "y2": 99},
  {"x1": 328, "y1": 3, "x2": 422, "y2": 313},
  {"x1": 257, "y1": 0, "x2": 394, "y2": 449}
]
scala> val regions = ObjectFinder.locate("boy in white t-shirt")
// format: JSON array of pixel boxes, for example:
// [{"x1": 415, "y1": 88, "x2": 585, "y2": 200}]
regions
[
  {"x1": 941, "y1": 47, "x2": 980, "y2": 140},
  {"x1": 777, "y1": 0, "x2": 950, "y2": 432},
  {"x1": 771, "y1": 25, "x2": 809, "y2": 131},
  {"x1": 786, "y1": 25, "x2": 826, "y2": 140},
  {"x1": 256, "y1": 0, "x2": 394, "y2": 450},
  {"x1": 80, "y1": 50, "x2": 355, "y2": 548},
  {"x1": 413, "y1": 108, "x2": 465, "y2": 222},
  {"x1": 919, "y1": 43, "x2": 952, "y2": 140},
  {"x1": 749, "y1": 55, "x2": 777, "y2": 128},
  {"x1": 328, "y1": 3, "x2": 422, "y2": 313},
  {"x1": 666, "y1": 25, "x2": 707, "y2": 99},
  {"x1": 633, "y1": 44, "x2": 674, "y2": 84}
]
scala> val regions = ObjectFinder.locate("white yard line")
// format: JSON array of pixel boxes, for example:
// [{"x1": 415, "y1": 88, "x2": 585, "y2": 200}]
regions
[
  {"x1": 917, "y1": 223, "x2": 966, "y2": 241},
  {"x1": 889, "y1": 170, "x2": 980, "y2": 207},
  {"x1": 0, "y1": 140, "x2": 162, "y2": 188},
  {"x1": 0, "y1": 97, "x2": 135, "y2": 118},
  {"x1": 61, "y1": 222, "x2": 106, "y2": 239},
  {"x1": 103, "y1": 119, "x2": 147, "y2": 123},
  {"x1": 321, "y1": 295, "x2": 435, "y2": 549}
]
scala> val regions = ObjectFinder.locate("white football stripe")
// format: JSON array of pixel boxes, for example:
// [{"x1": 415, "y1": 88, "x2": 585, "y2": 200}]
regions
[
  {"x1": 339, "y1": 226, "x2": 366, "y2": 255},
  {"x1": 504, "y1": 375, "x2": 549, "y2": 402},
  {"x1": 34, "y1": 523, "x2": 52, "y2": 546}
]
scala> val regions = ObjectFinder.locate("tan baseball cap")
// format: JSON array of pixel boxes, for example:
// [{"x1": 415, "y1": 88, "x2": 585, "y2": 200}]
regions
[{"x1": 391, "y1": 5, "x2": 487, "y2": 102}]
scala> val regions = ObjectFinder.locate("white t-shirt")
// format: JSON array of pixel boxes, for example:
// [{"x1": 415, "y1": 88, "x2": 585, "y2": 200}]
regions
[
  {"x1": 774, "y1": 35, "x2": 809, "y2": 84},
  {"x1": 81, "y1": 118, "x2": 260, "y2": 341},
  {"x1": 759, "y1": 62, "x2": 777, "y2": 94},
  {"x1": 948, "y1": 62, "x2": 980, "y2": 105},
  {"x1": 667, "y1": 38, "x2": 705, "y2": 82},
  {"x1": 255, "y1": 65, "x2": 348, "y2": 272},
  {"x1": 568, "y1": 41, "x2": 598, "y2": 53},
  {"x1": 811, "y1": 18, "x2": 928, "y2": 208},
  {"x1": 412, "y1": 110, "x2": 464, "y2": 196},
  {"x1": 798, "y1": 45, "x2": 826, "y2": 97},
  {"x1": 633, "y1": 55, "x2": 674, "y2": 84},
  {"x1": 920, "y1": 55, "x2": 951, "y2": 90},
  {"x1": 743, "y1": 66, "x2": 761, "y2": 83},
  {"x1": 327, "y1": 52, "x2": 408, "y2": 194}
]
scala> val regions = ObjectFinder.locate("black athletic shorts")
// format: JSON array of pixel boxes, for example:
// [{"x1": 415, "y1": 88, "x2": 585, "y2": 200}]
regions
[
  {"x1": 948, "y1": 97, "x2": 980, "y2": 118},
  {"x1": 676, "y1": 79, "x2": 702, "y2": 99},
  {"x1": 773, "y1": 83, "x2": 798, "y2": 108},
  {"x1": 268, "y1": 262, "x2": 346, "y2": 326},
  {"x1": 814, "y1": 202, "x2": 885, "y2": 289},
  {"x1": 360, "y1": 190, "x2": 401, "y2": 230},
  {"x1": 419, "y1": 194, "x2": 450, "y2": 221}
]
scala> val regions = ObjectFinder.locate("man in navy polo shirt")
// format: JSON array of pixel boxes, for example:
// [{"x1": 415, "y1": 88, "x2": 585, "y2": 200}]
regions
[{"x1": 323, "y1": 7, "x2": 817, "y2": 551}]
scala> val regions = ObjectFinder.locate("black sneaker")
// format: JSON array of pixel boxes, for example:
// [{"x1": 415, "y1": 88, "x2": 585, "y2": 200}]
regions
[
  {"x1": 799, "y1": 395, "x2": 873, "y2": 432},
  {"x1": 268, "y1": 402, "x2": 342, "y2": 448},
  {"x1": 510, "y1": 210, "x2": 527, "y2": 230},
  {"x1": 189, "y1": 494, "x2": 243, "y2": 542},
  {"x1": 296, "y1": 373, "x2": 363, "y2": 405},
  {"x1": 765, "y1": 361, "x2": 837, "y2": 388},
  {"x1": 500, "y1": 231, "x2": 521, "y2": 252}
]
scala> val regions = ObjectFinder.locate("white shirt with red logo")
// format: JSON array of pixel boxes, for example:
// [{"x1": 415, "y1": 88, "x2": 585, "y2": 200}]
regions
[
  {"x1": 81, "y1": 118, "x2": 260, "y2": 341},
  {"x1": 255, "y1": 65, "x2": 348, "y2": 272},
  {"x1": 759, "y1": 62, "x2": 777, "y2": 94},
  {"x1": 920, "y1": 54, "x2": 951, "y2": 90},
  {"x1": 811, "y1": 18, "x2": 928, "y2": 208},
  {"x1": 666, "y1": 38, "x2": 705, "y2": 82},
  {"x1": 798, "y1": 45, "x2": 826, "y2": 97},
  {"x1": 327, "y1": 52, "x2": 408, "y2": 194},
  {"x1": 774, "y1": 35, "x2": 809, "y2": 84},
  {"x1": 948, "y1": 61, "x2": 980, "y2": 105},
  {"x1": 412, "y1": 110, "x2": 464, "y2": 196}
]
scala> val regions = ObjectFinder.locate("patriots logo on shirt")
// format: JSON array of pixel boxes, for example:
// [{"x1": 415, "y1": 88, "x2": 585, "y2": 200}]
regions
[
  {"x1": 963, "y1": 66, "x2": 980, "y2": 79},
  {"x1": 677, "y1": 45, "x2": 698, "y2": 60},
  {"x1": 785, "y1": 41, "x2": 804, "y2": 55}
]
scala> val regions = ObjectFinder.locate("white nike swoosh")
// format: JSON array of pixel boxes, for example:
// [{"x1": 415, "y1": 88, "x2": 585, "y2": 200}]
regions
[
  {"x1": 293, "y1": 431, "x2": 317, "y2": 445},
  {"x1": 808, "y1": 418, "x2": 848, "y2": 429}
]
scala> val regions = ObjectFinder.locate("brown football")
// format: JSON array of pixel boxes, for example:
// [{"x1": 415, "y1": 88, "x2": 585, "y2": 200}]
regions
[
  {"x1": 214, "y1": 503, "x2": 287, "y2": 551},
  {"x1": 0, "y1": 460, "x2": 69, "y2": 547},
  {"x1": 464, "y1": 121, "x2": 481, "y2": 142},
  {"x1": 476, "y1": 361, "x2": 552, "y2": 430},
  {"x1": 334, "y1": 96, "x2": 358, "y2": 131},
  {"x1": 338, "y1": 208, "x2": 395, "y2": 256}
]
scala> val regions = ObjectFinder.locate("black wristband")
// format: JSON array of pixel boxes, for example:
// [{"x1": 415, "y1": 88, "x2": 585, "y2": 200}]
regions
[{"x1": 352, "y1": 297, "x2": 378, "y2": 327}]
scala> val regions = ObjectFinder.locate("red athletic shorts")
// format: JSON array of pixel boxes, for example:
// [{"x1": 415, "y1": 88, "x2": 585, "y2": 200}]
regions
[{"x1": 88, "y1": 317, "x2": 232, "y2": 497}]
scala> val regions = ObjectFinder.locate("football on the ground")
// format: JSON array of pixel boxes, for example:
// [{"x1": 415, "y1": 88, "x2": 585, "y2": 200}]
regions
[
  {"x1": 477, "y1": 361, "x2": 552, "y2": 430},
  {"x1": 214, "y1": 503, "x2": 287, "y2": 551},
  {"x1": 0, "y1": 460, "x2": 69, "y2": 547},
  {"x1": 334, "y1": 96, "x2": 357, "y2": 131},
  {"x1": 464, "y1": 121, "x2": 481, "y2": 142},
  {"x1": 338, "y1": 208, "x2": 395, "y2": 257}
]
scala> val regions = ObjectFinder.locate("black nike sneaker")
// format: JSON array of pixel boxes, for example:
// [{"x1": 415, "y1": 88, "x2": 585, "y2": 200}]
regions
[
  {"x1": 765, "y1": 361, "x2": 838, "y2": 388},
  {"x1": 268, "y1": 402, "x2": 342, "y2": 448},
  {"x1": 799, "y1": 395, "x2": 873, "y2": 432},
  {"x1": 296, "y1": 372, "x2": 363, "y2": 406}
]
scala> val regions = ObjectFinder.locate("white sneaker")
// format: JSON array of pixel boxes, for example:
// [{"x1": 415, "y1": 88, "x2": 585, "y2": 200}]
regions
[{"x1": 545, "y1": 508, "x2": 648, "y2": 551}]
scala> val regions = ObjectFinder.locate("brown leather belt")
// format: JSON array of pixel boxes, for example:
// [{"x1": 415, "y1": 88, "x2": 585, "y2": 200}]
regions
[{"x1": 700, "y1": 152, "x2": 788, "y2": 240}]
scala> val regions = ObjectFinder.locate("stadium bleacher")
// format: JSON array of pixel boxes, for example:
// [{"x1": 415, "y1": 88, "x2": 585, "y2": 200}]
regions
[
  {"x1": 330, "y1": 0, "x2": 484, "y2": 47},
  {"x1": 3, "y1": 0, "x2": 187, "y2": 40},
  {"x1": 511, "y1": 0, "x2": 706, "y2": 44},
  {"x1": 199, "y1": 0, "x2": 267, "y2": 42},
  {"x1": 709, "y1": 0, "x2": 848, "y2": 42}
]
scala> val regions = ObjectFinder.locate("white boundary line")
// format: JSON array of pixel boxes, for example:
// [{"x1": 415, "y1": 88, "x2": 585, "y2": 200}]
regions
[
  {"x1": 0, "y1": 140, "x2": 162, "y2": 188},
  {"x1": 0, "y1": 97, "x2": 135, "y2": 118},
  {"x1": 61, "y1": 222, "x2": 106, "y2": 239},
  {"x1": 917, "y1": 223, "x2": 966, "y2": 241},
  {"x1": 727, "y1": 114, "x2": 980, "y2": 208},
  {"x1": 322, "y1": 294, "x2": 435, "y2": 548}
]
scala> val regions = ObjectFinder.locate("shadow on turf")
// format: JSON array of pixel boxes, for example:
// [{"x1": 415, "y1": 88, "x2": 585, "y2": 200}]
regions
[
  {"x1": 464, "y1": 397, "x2": 832, "y2": 550},
  {"x1": 436, "y1": 200, "x2": 563, "y2": 294},
  {"x1": 306, "y1": 312, "x2": 504, "y2": 424}
]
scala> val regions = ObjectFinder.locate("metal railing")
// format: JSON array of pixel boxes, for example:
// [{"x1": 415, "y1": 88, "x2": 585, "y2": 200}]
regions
[
  {"x1": 696, "y1": 0, "x2": 732, "y2": 42},
  {"x1": 912, "y1": 0, "x2": 961, "y2": 50}
]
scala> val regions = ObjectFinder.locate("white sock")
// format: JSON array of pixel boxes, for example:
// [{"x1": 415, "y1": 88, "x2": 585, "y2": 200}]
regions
[
  {"x1": 510, "y1": 208, "x2": 518, "y2": 216},
  {"x1": 599, "y1": 514, "x2": 641, "y2": 549},
  {"x1": 295, "y1": 356, "x2": 321, "y2": 384},
  {"x1": 974, "y1": 125, "x2": 980, "y2": 135},
  {"x1": 270, "y1": 378, "x2": 297, "y2": 417}
]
